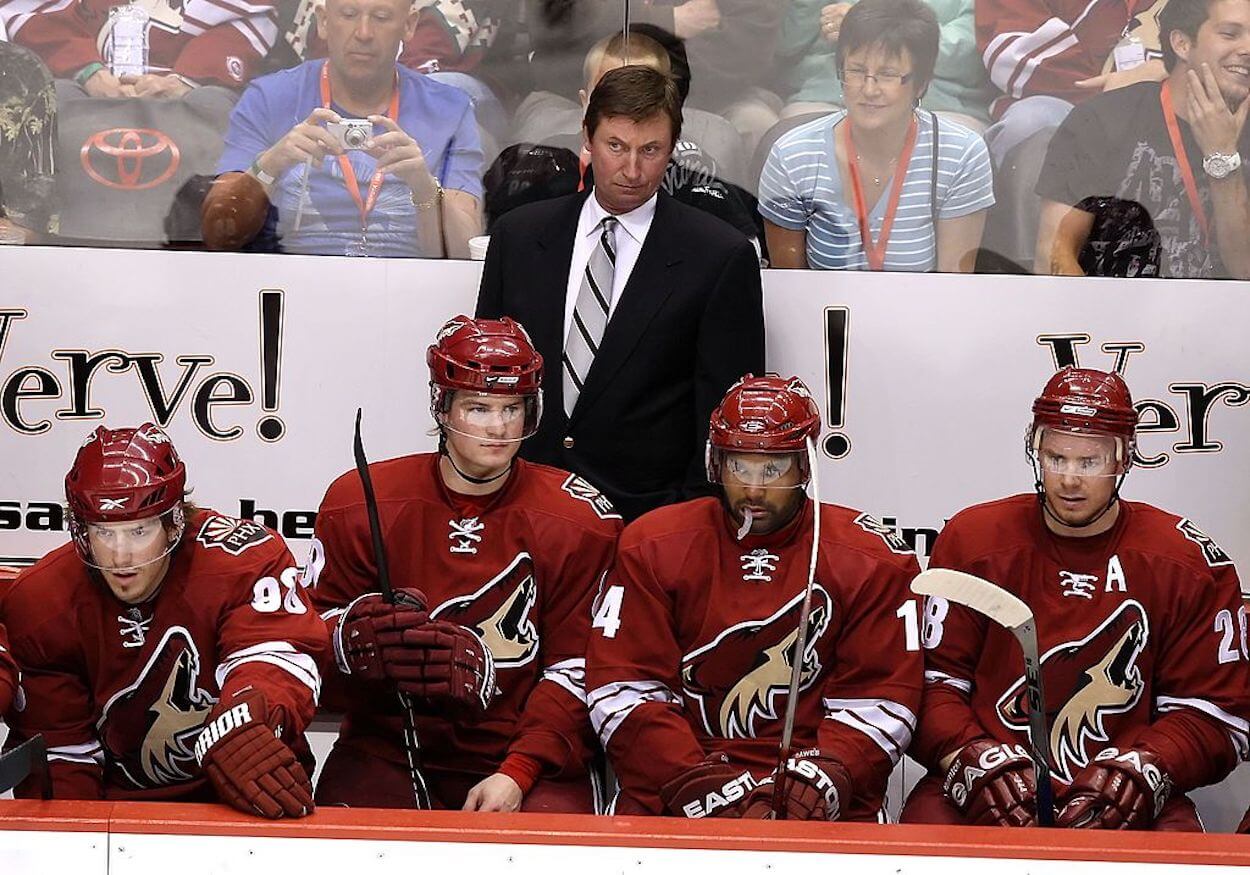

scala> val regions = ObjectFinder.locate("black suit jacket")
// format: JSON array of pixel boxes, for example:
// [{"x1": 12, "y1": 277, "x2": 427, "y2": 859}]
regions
[{"x1": 476, "y1": 190, "x2": 765, "y2": 521}]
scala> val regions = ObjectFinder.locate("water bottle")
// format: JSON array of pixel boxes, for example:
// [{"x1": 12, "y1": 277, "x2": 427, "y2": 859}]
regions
[{"x1": 107, "y1": 4, "x2": 150, "y2": 78}]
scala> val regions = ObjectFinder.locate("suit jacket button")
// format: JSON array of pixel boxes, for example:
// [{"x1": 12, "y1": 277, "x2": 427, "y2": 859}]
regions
[{"x1": 563, "y1": 436, "x2": 575, "y2": 449}]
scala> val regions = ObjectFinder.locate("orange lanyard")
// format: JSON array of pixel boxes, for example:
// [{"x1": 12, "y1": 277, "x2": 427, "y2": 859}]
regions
[
  {"x1": 844, "y1": 116, "x2": 918, "y2": 271},
  {"x1": 1159, "y1": 80, "x2": 1210, "y2": 245},
  {"x1": 319, "y1": 62, "x2": 400, "y2": 228}
]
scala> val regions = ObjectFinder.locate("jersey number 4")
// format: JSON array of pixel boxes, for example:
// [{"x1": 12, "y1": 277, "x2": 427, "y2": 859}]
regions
[{"x1": 593, "y1": 584, "x2": 625, "y2": 639}]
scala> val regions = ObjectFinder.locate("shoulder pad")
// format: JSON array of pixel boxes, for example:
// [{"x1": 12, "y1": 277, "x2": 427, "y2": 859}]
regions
[
  {"x1": 1175, "y1": 518, "x2": 1234, "y2": 568},
  {"x1": 852, "y1": 512, "x2": 915, "y2": 556},
  {"x1": 560, "y1": 473, "x2": 622, "y2": 521},
  {"x1": 195, "y1": 515, "x2": 274, "y2": 557}
]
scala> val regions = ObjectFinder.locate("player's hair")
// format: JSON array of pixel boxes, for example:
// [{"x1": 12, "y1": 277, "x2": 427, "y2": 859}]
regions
[
  {"x1": 584, "y1": 65, "x2": 683, "y2": 144},
  {"x1": 629, "y1": 24, "x2": 692, "y2": 101},
  {"x1": 1159, "y1": 0, "x2": 1217, "y2": 72},
  {"x1": 837, "y1": 0, "x2": 940, "y2": 96},
  {"x1": 583, "y1": 30, "x2": 671, "y2": 91}
]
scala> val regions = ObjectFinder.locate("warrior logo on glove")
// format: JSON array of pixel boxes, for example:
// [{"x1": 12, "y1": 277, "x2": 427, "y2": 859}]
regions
[
  {"x1": 996, "y1": 600, "x2": 1148, "y2": 781},
  {"x1": 431, "y1": 552, "x2": 539, "y2": 669},
  {"x1": 681, "y1": 586, "x2": 832, "y2": 738}
]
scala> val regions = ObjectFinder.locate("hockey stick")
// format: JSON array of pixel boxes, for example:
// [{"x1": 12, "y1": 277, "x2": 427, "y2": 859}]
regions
[
  {"x1": 770, "y1": 435, "x2": 822, "y2": 819},
  {"x1": 353, "y1": 409, "x2": 432, "y2": 810},
  {"x1": 910, "y1": 568, "x2": 1055, "y2": 826},
  {"x1": 0, "y1": 735, "x2": 51, "y2": 799}
]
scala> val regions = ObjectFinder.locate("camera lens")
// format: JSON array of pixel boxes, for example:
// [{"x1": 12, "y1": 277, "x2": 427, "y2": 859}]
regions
[{"x1": 345, "y1": 128, "x2": 368, "y2": 148}]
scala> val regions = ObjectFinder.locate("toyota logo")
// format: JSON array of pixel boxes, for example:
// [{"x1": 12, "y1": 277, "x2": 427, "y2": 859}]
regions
[{"x1": 80, "y1": 128, "x2": 181, "y2": 190}]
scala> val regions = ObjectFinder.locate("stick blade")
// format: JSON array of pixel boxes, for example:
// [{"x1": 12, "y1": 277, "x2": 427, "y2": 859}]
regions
[{"x1": 911, "y1": 568, "x2": 1033, "y2": 631}]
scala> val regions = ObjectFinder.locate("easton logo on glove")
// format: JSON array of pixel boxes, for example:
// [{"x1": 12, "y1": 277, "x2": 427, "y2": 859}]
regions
[
  {"x1": 681, "y1": 770, "x2": 758, "y2": 818},
  {"x1": 194, "y1": 701, "x2": 256, "y2": 764},
  {"x1": 781, "y1": 751, "x2": 842, "y2": 818}
]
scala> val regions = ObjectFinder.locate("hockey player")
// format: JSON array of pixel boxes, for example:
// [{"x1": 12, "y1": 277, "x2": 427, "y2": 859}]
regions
[
  {"x1": 585, "y1": 374, "x2": 923, "y2": 819},
  {"x1": 903, "y1": 367, "x2": 1250, "y2": 830},
  {"x1": 0, "y1": 623, "x2": 15, "y2": 718},
  {"x1": 1, "y1": 424, "x2": 327, "y2": 817},
  {"x1": 307, "y1": 315, "x2": 621, "y2": 812}
]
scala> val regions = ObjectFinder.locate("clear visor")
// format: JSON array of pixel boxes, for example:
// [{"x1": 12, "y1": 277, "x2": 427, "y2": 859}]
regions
[
  {"x1": 1033, "y1": 427, "x2": 1126, "y2": 478},
  {"x1": 708, "y1": 448, "x2": 810, "y2": 489},
  {"x1": 438, "y1": 391, "x2": 541, "y2": 443},
  {"x1": 73, "y1": 506, "x2": 185, "y2": 572}
]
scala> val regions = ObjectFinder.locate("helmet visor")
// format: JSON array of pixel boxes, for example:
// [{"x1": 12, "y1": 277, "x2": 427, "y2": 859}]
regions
[
  {"x1": 74, "y1": 506, "x2": 185, "y2": 572},
  {"x1": 437, "y1": 391, "x2": 542, "y2": 443},
  {"x1": 1033, "y1": 427, "x2": 1126, "y2": 478},
  {"x1": 708, "y1": 448, "x2": 810, "y2": 489}
]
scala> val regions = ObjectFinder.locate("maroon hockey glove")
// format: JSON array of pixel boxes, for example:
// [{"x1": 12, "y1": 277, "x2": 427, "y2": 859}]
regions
[
  {"x1": 334, "y1": 588, "x2": 430, "y2": 681},
  {"x1": 194, "y1": 690, "x2": 313, "y2": 819},
  {"x1": 386, "y1": 620, "x2": 497, "y2": 713},
  {"x1": 1056, "y1": 748, "x2": 1172, "y2": 830},
  {"x1": 659, "y1": 753, "x2": 758, "y2": 818},
  {"x1": 943, "y1": 739, "x2": 1038, "y2": 827},
  {"x1": 743, "y1": 749, "x2": 851, "y2": 820}
]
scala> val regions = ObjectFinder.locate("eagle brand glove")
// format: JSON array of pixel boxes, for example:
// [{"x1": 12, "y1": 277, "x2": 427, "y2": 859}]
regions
[
  {"x1": 1056, "y1": 747, "x2": 1172, "y2": 830},
  {"x1": 943, "y1": 739, "x2": 1038, "y2": 827},
  {"x1": 387, "y1": 620, "x2": 497, "y2": 712},
  {"x1": 334, "y1": 588, "x2": 429, "y2": 680},
  {"x1": 659, "y1": 753, "x2": 758, "y2": 818},
  {"x1": 743, "y1": 749, "x2": 851, "y2": 820},
  {"x1": 194, "y1": 690, "x2": 313, "y2": 819}
]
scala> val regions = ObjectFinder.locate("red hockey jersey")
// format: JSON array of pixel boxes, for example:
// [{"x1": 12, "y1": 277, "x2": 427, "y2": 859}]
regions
[
  {"x1": 0, "y1": 622, "x2": 16, "y2": 717},
  {"x1": 307, "y1": 454, "x2": 621, "y2": 785},
  {"x1": 0, "y1": 0, "x2": 277, "y2": 88},
  {"x1": 1, "y1": 511, "x2": 328, "y2": 800},
  {"x1": 911, "y1": 494, "x2": 1250, "y2": 794},
  {"x1": 586, "y1": 497, "x2": 924, "y2": 818}
]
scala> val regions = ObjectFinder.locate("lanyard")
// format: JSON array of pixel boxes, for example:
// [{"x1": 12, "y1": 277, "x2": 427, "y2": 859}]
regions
[
  {"x1": 319, "y1": 62, "x2": 401, "y2": 229},
  {"x1": 1159, "y1": 80, "x2": 1210, "y2": 245},
  {"x1": 844, "y1": 115, "x2": 918, "y2": 271}
]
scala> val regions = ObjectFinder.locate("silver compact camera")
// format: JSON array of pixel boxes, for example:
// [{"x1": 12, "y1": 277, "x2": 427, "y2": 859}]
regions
[{"x1": 326, "y1": 119, "x2": 373, "y2": 151}]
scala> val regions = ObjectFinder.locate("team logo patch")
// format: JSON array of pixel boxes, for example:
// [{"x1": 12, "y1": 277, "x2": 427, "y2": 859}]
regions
[
  {"x1": 449, "y1": 516, "x2": 486, "y2": 554},
  {"x1": 561, "y1": 474, "x2": 621, "y2": 520},
  {"x1": 997, "y1": 600, "x2": 1148, "y2": 782},
  {"x1": 431, "y1": 552, "x2": 539, "y2": 668},
  {"x1": 196, "y1": 516, "x2": 272, "y2": 556},
  {"x1": 436, "y1": 319, "x2": 465, "y2": 341},
  {"x1": 740, "y1": 548, "x2": 779, "y2": 583},
  {"x1": 681, "y1": 585, "x2": 833, "y2": 738},
  {"x1": 98, "y1": 626, "x2": 215, "y2": 790},
  {"x1": 226, "y1": 55, "x2": 244, "y2": 82},
  {"x1": 854, "y1": 513, "x2": 913, "y2": 555},
  {"x1": 1176, "y1": 519, "x2": 1234, "y2": 567}
]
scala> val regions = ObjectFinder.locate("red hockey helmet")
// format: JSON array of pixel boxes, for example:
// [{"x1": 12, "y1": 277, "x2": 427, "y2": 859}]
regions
[
  {"x1": 428, "y1": 316, "x2": 544, "y2": 439},
  {"x1": 707, "y1": 375, "x2": 821, "y2": 485},
  {"x1": 65, "y1": 423, "x2": 188, "y2": 564},
  {"x1": 1029, "y1": 367, "x2": 1137, "y2": 472}
]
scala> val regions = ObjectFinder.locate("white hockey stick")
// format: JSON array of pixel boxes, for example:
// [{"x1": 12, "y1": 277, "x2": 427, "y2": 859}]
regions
[
  {"x1": 910, "y1": 568, "x2": 1055, "y2": 826},
  {"x1": 770, "y1": 435, "x2": 822, "y2": 818}
]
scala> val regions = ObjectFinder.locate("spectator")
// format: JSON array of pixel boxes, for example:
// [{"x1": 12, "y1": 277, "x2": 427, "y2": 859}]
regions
[
  {"x1": 477, "y1": 65, "x2": 765, "y2": 521},
  {"x1": 759, "y1": 0, "x2": 994, "y2": 271},
  {"x1": 1035, "y1": 0, "x2": 1250, "y2": 278},
  {"x1": 776, "y1": 0, "x2": 995, "y2": 128},
  {"x1": 210, "y1": 0, "x2": 484, "y2": 258},
  {"x1": 0, "y1": 0, "x2": 279, "y2": 96},
  {"x1": 0, "y1": 41, "x2": 55, "y2": 239}
]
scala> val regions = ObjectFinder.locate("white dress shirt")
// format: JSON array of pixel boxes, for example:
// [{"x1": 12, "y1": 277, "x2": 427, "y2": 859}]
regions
[{"x1": 562, "y1": 189, "x2": 658, "y2": 343}]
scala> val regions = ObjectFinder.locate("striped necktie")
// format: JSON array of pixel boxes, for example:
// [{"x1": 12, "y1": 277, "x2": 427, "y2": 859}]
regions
[{"x1": 563, "y1": 216, "x2": 618, "y2": 417}]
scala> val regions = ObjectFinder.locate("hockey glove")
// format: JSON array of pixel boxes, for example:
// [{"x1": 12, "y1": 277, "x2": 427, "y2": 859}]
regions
[
  {"x1": 387, "y1": 620, "x2": 497, "y2": 713},
  {"x1": 334, "y1": 588, "x2": 430, "y2": 681},
  {"x1": 943, "y1": 739, "x2": 1038, "y2": 827},
  {"x1": 659, "y1": 753, "x2": 758, "y2": 818},
  {"x1": 743, "y1": 749, "x2": 851, "y2": 820},
  {"x1": 195, "y1": 690, "x2": 313, "y2": 819},
  {"x1": 1056, "y1": 747, "x2": 1172, "y2": 830}
]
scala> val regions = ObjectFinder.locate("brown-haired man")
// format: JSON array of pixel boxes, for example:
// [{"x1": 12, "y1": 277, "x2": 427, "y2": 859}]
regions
[{"x1": 476, "y1": 65, "x2": 764, "y2": 522}]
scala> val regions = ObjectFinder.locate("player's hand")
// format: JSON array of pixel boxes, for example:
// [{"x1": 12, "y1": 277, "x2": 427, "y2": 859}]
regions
[
  {"x1": 659, "y1": 753, "x2": 757, "y2": 818},
  {"x1": 194, "y1": 690, "x2": 313, "y2": 819},
  {"x1": 119, "y1": 72, "x2": 193, "y2": 99},
  {"x1": 1074, "y1": 59, "x2": 1165, "y2": 93},
  {"x1": 388, "y1": 620, "x2": 496, "y2": 713},
  {"x1": 81, "y1": 68, "x2": 136, "y2": 99},
  {"x1": 943, "y1": 739, "x2": 1038, "y2": 827},
  {"x1": 1186, "y1": 62, "x2": 1250, "y2": 158},
  {"x1": 336, "y1": 588, "x2": 430, "y2": 679},
  {"x1": 819, "y1": 3, "x2": 852, "y2": 43},
  {"x1": 463, "y1": 772, "x2": 523, "y2": 812},
  {"x1": 742, "y1": 749, "x2": 850, "y2": 820},
  {"x1": 1056, "y1": 748, "x2": 1171, "y2": 830},
  {"x1": 365, "y1": 115, "x2": 440, "y2": 204},
  {"x1": 673, "y1": 0, "x2": 720, "y2": 38},
  {"x1": 260, "y1": 107, "x2": 346, "y2": 177}
]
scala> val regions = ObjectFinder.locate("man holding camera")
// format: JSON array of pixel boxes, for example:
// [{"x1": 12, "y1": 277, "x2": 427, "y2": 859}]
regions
[{"x1": 212, "y1": 0, "x2": 484, "y2": 257}]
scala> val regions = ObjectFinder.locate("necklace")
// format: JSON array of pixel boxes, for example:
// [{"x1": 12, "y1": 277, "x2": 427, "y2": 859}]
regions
[{"x1": 855, "y1": 153, "x2": 898, "y2": 186}]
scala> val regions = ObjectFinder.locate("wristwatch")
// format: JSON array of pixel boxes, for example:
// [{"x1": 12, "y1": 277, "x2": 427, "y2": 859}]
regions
[
  {"x1": 249, "y1": 158, "x2": 276, "y2": 187},
  {"x1": 1202, "y1": 151, "x2": 1242, "y2": 179}
]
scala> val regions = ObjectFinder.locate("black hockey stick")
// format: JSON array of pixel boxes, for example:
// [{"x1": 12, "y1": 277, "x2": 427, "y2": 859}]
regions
[
  {"x1": 353, "y1": 409, "x2": 432, "y2": 810},
  {"x1": 0, "y1": 735, "x2": 52, "y2": 800},
  {"x1": 910, "y1": 569, "x2": 1055, "y2": 826}
]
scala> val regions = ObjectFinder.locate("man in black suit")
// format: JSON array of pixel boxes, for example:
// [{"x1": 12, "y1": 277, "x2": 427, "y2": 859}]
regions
[{"x1": 477, "y1": 65, "x2": 764, "y2": 521}]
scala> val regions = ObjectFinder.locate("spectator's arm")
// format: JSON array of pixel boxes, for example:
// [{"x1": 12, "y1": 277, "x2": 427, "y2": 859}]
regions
[
  {"x1": 1035, "y1": 199, "x2": 1092, "y2": 276},
  {"x1": 764, "y1": 221, "x2": 808, "y2": 268},
  {"x1": 442, "y1": 189, "x2": 483, "y2": 260},
  {"x1": 3, "y1": 2, "x2": 101, "y2": 79},
  {"x1": 936, "y1": 212, "x2": 986, "y2": 272},
  {"x1": 1209, "y1": 171, "x2": 1250, "y2": 279},
  {"x1": 166, "y1": 13, "x2": 278, "y2": 89},
  {"x1": 438, "y1": 98, "x2": 486, "y2": 259},
  {"x1": 934, "y1": 131, "x2": 994, "y2": 271}
]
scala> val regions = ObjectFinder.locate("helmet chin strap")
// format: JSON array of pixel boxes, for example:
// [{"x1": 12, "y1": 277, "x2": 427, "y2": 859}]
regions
[
  {"x1": 1032, "y1": 464, "x2": 1128, "y2": 532},
  {"x1": 439, "y1": 432, "x2": 511, "y2": 485}
]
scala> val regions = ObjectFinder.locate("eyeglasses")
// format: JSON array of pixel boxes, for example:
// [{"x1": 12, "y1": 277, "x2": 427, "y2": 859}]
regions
[{"x1": 840, "y1": 67, "x2": 914, "y2": 88}]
